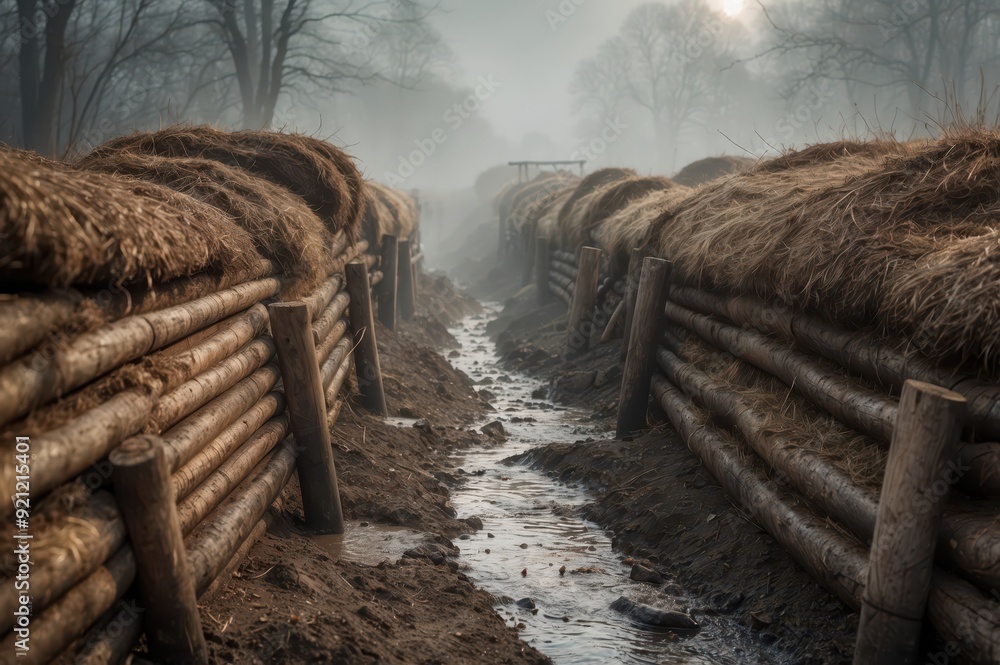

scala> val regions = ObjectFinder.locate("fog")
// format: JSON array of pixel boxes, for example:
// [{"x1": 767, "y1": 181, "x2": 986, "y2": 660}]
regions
[{"x1": 4, "y1": 0, "x2": 1000, "y2": 196}]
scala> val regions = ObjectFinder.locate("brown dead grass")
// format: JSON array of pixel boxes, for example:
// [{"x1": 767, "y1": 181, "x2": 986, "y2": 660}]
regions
[
  {"x1": 0, "y1": 147, "x2": 262, "y2": 288},
  {"x1": 78, "y1": 125, "x2": 365, "y2": 242},
  {"x1": 673, "y1": 155, "x2": 756, "y2": 187}
]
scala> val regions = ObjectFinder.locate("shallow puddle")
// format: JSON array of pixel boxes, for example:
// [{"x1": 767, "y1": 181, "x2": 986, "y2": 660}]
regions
[
  {"x1": 313, "y1": 522, "x2": 428, "y2": 566},
  {"x1": 445, "y1": 304, "x2": 771, "y2": 665}
]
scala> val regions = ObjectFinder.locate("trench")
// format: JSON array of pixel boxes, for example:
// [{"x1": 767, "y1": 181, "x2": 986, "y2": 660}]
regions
[{"x1": 440, "y1": 303, "x2": 771, "y2": 665}]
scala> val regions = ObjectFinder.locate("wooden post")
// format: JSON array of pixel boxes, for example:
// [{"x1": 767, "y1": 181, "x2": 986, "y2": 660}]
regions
[
  {"x1": 268, "y1": 302, "x2": 345, "y2": 533},
  {"x1": 398, "y1": 240, "x2": 416, "y2": 321},
  {"x1": 854, "y1": 380, "x2": 966, "y2": 664},
  {"x1": 565, "y1": 246, "x2": 603, "y2": 357},
  {"x1": 378, "y1": 235, "x2": 398, "y2": 331},
  {"x1": 110, "y1": 435, "x2": 208, "y2": 665},
  {"x1": 522, "y1": 221, "x2": 537, "y2": 286},
  {"x1": 616, "y1": 257, "x2": 672, "y2": 438},
  {"x1": 345, "y1": 262, "x2": 388, "y2": 416},
  {"x1": 621, "y1": 247, "x2": 645, "y2": 361},
  {"x1": 536, "y1": 236, "x2": 551, "y2": 306}
]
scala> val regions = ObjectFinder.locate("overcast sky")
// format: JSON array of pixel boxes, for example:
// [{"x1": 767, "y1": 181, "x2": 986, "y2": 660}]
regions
[{"x1": 431, "y1": 0, "x2": 742, "y2": 146}]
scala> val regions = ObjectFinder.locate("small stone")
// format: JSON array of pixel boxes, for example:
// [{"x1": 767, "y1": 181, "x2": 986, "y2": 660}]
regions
[
  {"x1": 487, "y1": 533, "x2": 495, "y2": 538},
  {"x1": 556, "y1": 371, "x2": 596, "y2": 394},
  {"x1": 481, "y1": 421, "x2": 507, "y2": 441},
  {"x1": 478, "y1": 389, "x2": 496, "y2": 401},
  {"x1": 484, "y1": 549, "x2": 491, "y2": 554},
  {"x1": 519, "y1": 543, "x2": 528, "y2": 549},
  {"x1": 750, "y1": 612, "x2": 773, "y2": 631},
  {"x1": 521, "y1": 568, "x2": 527, "y2": 577},
  {"x1": 630, "y1": 564, "x2": 664, "y2": 585},
  {"x1": 531, "y1": 388, "x2": 547, "y2": 400},
  {"x1": 559, "y1": 565, "x2": 566, "y2": 576},
  {"x1": 464, "y1": 516, "x2": 484, "y2": 530},
  {"x1": 448, "y1": 350, "x2": 461, "y2": 358},
  {"x1": 515, "y1": 598, "x2": 536, "y2": 609}
]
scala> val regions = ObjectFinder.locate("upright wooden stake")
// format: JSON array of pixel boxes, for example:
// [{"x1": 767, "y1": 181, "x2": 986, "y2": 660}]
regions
[
  {"x1": 616, "y1": 257, "x2": 671, "y2": 437},
  {"x1": 398, "y1": 240, "x2": 416, "y2": 321},
  {"x1": 268, "y1": 302, "x2": 344, "y2": 533},
  {"x1": 345, "y1": 262, "x2": 388, "y2": 416},
  {"x1": 565, "y1": 246, "x2": 603, "y2": 357},
  {"x1": 854, "y1": 380, "x2": 966, "y2": 664},
  {"x1": 621, "y1": 247, "x2": 645, "y2": 361},
  {"x1": 536, "y1": 236, "x2": 551, "y2": 306},
  {"x1": 110, "y1": 435, "x2": 208, "y2": 665},
  {"x1": 378, "y1": 235, "x2": 398, "y2": 331}
]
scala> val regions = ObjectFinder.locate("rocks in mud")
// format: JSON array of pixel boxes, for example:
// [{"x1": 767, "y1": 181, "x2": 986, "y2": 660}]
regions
[
  {"x1": 531, "y1": 387, "x2": 548, "y2": 400},
  {"x1": 478, "y1": 389, "x2": 496, "y2": 401},
  {"x1": 448, "y1": 350, "x2": 461, "y2": 358},
  {"x1": 403, "y1": 542, "x2": 458, "y2": 567},
  {"x1": 515, "y1": 597, "x2": 536, "y2": 610},
  {"x1": 629, "y1": 564, "x2": 664, "y2": 585},
  {"x1": 481, "y1": 421, "x2": 507, "y2": 441},
  {"x1": 705, "y1": 591, "x2": 745, "y2": 615},
  {"x1": 610, "y1": 597, "x2": 699, "y2": 632},
  {"x1": 555, "y1": 371, "x2": 596, "y2": 394},
  {"x1": 593, "y1": 365, "x2": 622, "y2": 389},
  {"x1": 464, "y1": 516, "x2": 484, "y2": 530}
]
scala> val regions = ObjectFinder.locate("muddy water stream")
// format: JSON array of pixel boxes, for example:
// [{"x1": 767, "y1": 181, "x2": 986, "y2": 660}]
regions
[{"x1": 443, "y1": 304, "x2": 767, "y2": 665}]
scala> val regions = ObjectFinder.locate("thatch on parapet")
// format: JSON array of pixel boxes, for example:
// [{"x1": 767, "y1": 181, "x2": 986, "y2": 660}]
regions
[
  {"x1": 81, "y1": 125, "x2": 366, "y2": 242},
  {"x1": 495, "y1": 171, "x2": 566, "y2": 223},
  {"x1": 508, "y1": 173, "x2": 580, "y2": 232},
  {"x1": 536, "y1": 188, "x2": 576, "y2": 242},
  {"x1": 0, "y1": 146, "x2": 262, "y2": 288},
  {"x1": 592, "y1": 184, "x2": 691, "y2": 279},
  {"x1": 366, "y1": 181, "x2": 415, "y2": 242},
  {"x1": 75, "y1": 150, "x2": 338, "y2": 293},
  {"x1": 648, "y1": 133, "x2": 1000, "y2": 369},
  {"x1": 555, "y1": 167, "x2": 637, "y2": 250},
  {"x1": 672, "y1": 156, "x2": 756, "y2": 187}
]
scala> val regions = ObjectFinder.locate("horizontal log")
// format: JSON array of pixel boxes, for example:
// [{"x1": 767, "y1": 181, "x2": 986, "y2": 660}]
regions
[
  {"x1": 162, "y1": 364, "x2": 281, "y2": 471},
  {"x1": 0, "y1": 260, "x2": 276, "y2": 368},
  {"x1": 321, "y1": 336, "x2": 354, "y2": 392},
  {"x1": 0, "y1": 547, "x2": 135, "y2": 665},
  {"x1": 411, "y1": 251, "x2": 424, "y2": 265},
  {"x1": 664, "y1": 298, "x2": 897, "y2": 443},
  {"x1": 177, "y1": 416, "x2": 288, "y2": 533},
  {"x1": 4, "y1": 305, "x2": 271, "y2": 511},
  {"x1": 550, "y1": 282, "x2": 573, "y2": 306},
  {"x1": 548, "y1": 270, "x2": 575, "y2": 293},
  {"x1": 186, "y1": 441, "x2": 298, "y2": 595},
  {"x1": 0, "y1": 277, "x2": 282, "y2": 427},
  {"x1": 302, "y1": 274, "x2": 344, "y2": 323},
  {"x1": 552, "y1": 250, "x2": 577, "y2": 265},
  {"x1": 668, "y1": 286, "x2": 1000, "y2": 439},
  {"x1": 172, "y1": 394, "x2": 285, "y2": 501},
  {"x1": 370, "y1": 270, "x2": 384, "y2": 288},
  {"x1": 317, "y1": 320, "x2": 350, "y2": 373},
  {"x1": 326, "y1": 349, "x2": 354, "y2": 409},
  {"x1": 650, "y1": 374, "x2": 1000, "y2": 662},
  {"x1": 201, "y1": 518, "x2": 269, "y2": 602},
  {"x1": 551, "y1": 259, "x2": 579, "y2": 281},
  {"x1": 150, "y1": 337, "x2": 275, "y2": 431},
  {"x1": 0, "y1": 492, "x2": 124, "y2": 635},
  {"x1": 312, "y1": 292, "x2": 350, "y2": 346}
]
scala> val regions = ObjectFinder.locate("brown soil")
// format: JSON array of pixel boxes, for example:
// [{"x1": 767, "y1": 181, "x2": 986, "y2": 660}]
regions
[
  {"x1": 484, "y1": 289, "x2": 864, "y2": 664},
  {"x1": 197, "y1": 275, "x2": 550, "y2": 665}
]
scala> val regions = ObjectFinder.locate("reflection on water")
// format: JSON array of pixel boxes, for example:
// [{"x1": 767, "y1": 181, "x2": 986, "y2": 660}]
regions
[
  {"x1": 445, "y1": 304, "x2": 768, "y2": 665},
  {"x1": 314, "y1": 522, "x2": 428, "y2": 566}
]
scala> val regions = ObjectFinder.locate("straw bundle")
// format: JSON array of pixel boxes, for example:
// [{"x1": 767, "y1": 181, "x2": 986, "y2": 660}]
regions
[
  {"x1": 537, "y1": 189, "x2": 576, "y2": 241},
  {"x1": 80, "y1": 126, "x2": 365, "y2": 241},
  {"x1": 672, "y1": 155, "x2": 756, "y2": 187},
  {"x1": 649, "y1": 132, "x2": 1000, "y2": 370},
  {"x1": 76, "y1": 151, "x2": 337, "y2": 293},
  {"x1": 556, "y1": 168, "x2": 636, "y2": 250},
  {"x1": 592, "y1": 185, "x2": 692, "y2": 278},
  {"x1": 509, "y1": 174, "x2": 579, "y2": 231},
  {"x1": 368, "y1": 182, "x2": 415, "y2": 240},
  {"x1": 0, "y1": 147, "x2": 261, "y2": 289}
]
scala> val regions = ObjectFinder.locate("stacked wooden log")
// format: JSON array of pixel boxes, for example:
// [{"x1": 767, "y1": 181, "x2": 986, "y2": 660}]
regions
[{"x1": 0, "y1": 129, "x2": 417, "y2": 663}]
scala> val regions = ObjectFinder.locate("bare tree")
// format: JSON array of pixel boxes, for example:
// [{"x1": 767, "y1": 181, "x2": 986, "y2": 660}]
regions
[
  {"x1": 570, "y1": 0, "x2": 745, "y2": 169},
  {"x1": 210, "y1": 0, "x2": 440, "y2": 129},
  {"x1": 762, "y1": 0, "x2": 1000, "y2": 120}
]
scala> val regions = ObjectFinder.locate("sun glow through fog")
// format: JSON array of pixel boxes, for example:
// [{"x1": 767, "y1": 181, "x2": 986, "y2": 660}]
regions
[{"x1": 722, "y1": 0, "x2": 745, "y2": 17}]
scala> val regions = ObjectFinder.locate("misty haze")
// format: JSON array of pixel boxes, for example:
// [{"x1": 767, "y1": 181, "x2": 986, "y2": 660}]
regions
[{"x1": 3, "y1": 1, "x2": 1000, "y2": 664}]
